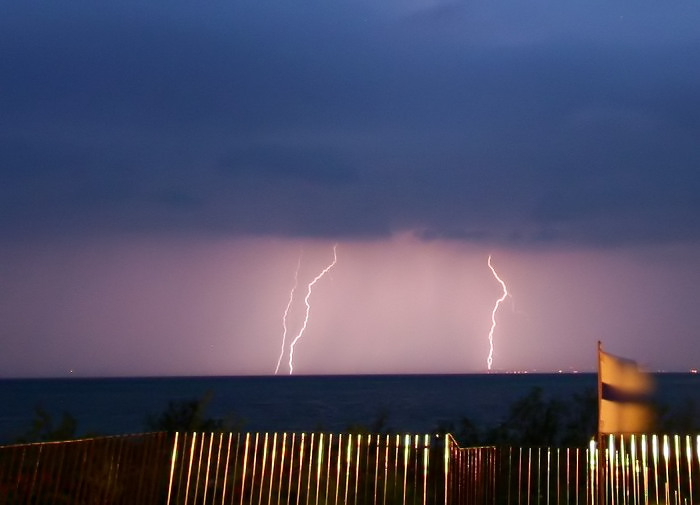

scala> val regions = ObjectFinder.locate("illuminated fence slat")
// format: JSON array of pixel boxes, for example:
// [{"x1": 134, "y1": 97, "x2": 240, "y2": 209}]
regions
[
  {"x1": 166, "y1": 432, "x2": 444, "y2": 505},
  {"x1": 600, "y1": 434, "x2": 700, "y2": 505},
  {"x1": 442, "y1": 434, "x2": 700, "y2": 505},
  {"x1": 3, "y1": 432, "x2": 700, "y2": 503}
]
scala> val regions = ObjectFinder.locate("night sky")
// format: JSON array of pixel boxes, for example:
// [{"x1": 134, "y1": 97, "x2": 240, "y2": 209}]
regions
[{"x1": 3, "y1": 1, "x2": 700, "y2": 377}]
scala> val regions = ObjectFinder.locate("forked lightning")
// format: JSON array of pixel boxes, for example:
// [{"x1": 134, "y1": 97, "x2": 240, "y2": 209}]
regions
[
  {"x1": 487, "y1": 255, "x2": 509, "y2": 371},
  {"x1": 280, "y1": 244, "x2": 338, "y2": 375},
  {"x1": 274, "y1": 254, "x2": 301, "y2": 375}
]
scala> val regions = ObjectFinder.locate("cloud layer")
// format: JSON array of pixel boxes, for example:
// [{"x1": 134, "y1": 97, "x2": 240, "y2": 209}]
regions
[{"x1": 3, "y1": 1, "x2": 700, "y2": 246}]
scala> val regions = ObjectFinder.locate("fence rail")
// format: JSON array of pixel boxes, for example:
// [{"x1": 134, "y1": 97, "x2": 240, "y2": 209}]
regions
[
  {"x1": 0, "y1": 432, "x2": 173, "y2": 504},
  {"x1": 1, "y1": 432, "x2": 699, "y2": 504}
]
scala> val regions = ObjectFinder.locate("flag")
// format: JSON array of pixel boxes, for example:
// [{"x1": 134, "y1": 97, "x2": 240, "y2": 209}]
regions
[{"x1": 598, "y1": 342, "x2": 655, "y2": 434}]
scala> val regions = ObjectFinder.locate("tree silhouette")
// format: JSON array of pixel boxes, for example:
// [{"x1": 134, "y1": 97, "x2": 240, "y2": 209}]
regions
[
  {"x1": 144, "y1": 391, "x2": 243, "y2": 433},
  {"x1": 15, "y1": 406, "x2": 79, "y2": 443}
]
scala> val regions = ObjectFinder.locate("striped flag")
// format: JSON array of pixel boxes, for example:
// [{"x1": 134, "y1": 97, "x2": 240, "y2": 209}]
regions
[{"x1": 598, "y1": 342, "x2": 655, "y2": 434}]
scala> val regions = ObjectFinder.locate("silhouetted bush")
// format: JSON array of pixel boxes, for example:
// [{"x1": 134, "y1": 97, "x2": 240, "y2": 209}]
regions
[
  {"x1": 144, "y1": 391, "x2": 243, "y2": 433},
  {"x1": 443, "y1": 386, "x2": 598, "y2": 447},
  {"x1": 14, "y1": 406, "x2": 79, "y2": 443}
]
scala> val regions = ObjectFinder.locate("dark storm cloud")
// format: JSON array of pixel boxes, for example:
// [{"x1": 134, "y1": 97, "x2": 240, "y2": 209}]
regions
[
  {"x1": 3, "y1": 1, "x2": 700, "y2": 245},
  {"x1": 220, "y1": 145, "x2": 359, "y2": 186}
]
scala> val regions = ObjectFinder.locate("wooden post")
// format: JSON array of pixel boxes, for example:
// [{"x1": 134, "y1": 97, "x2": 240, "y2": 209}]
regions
[{"x1": 597, "y1": 340, "x2": 605, "y2": 505}]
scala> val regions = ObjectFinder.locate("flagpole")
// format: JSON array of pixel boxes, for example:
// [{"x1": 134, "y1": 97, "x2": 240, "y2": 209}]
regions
[
  {"x1": 597, "y1": 340, "x2": 603, "y2": 436},
  {"x1": 597, "y1": 340, "x2": 604, "y2": 505}
]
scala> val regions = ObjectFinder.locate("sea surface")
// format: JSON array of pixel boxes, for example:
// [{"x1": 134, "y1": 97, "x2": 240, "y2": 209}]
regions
[{"x1": 1, "y1": 373, "x2": 698, "y2": 444}]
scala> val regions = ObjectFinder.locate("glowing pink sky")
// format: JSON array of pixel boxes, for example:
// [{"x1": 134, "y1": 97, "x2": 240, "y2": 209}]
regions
[{"x1": 2, "y1": 235, "x2": 699, "y2": 377}]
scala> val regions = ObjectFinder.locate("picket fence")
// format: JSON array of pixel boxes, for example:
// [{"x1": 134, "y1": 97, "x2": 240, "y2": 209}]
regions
[{"x1": 1, "y1": 432, "x2": 699, "y2": 504}]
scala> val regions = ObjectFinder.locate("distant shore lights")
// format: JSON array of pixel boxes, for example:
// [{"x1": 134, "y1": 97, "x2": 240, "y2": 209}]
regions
[{"x1": 487, "y1": 255, "x2": 509, "y2": 371}]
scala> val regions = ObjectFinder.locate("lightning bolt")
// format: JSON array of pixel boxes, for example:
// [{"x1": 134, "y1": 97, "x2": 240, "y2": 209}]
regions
[
  {"x1": 287, "y1": 244, "x2": 338, "y2": 375},
  {"x1": 274, "y1": 254, "x2": 301, "y2": 375},
  {"x1": 487, "y1": 255, "x2": 508, "y2": 371}
]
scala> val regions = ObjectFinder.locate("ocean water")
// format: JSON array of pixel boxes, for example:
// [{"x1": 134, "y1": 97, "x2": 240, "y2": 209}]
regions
[{"x1": 1, "y1": 373, "x2": 698, "y2": 444}]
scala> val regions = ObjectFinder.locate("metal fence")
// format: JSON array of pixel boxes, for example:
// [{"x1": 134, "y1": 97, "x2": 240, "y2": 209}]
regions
[
  {"x1": 1, "y1": 432, "x2": 700, "y2": 504},
  {"x1": 167, "y1": 432, "x2": 444, "y2": 505},
  {"x1": 0, "y1": 432, "x2": 173, "y2": 504},
  {"x1": 598, "y1": 433, "x2": 700, "y2": 505},
  {"x1": 445, "y1": 440, "x2": 594, "y2": 505}
]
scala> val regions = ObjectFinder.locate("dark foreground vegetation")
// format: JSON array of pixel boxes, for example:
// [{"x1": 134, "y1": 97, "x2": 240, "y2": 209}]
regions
[{"x1": 10, "y1": 386, "x2": 700, "y2": 446}]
